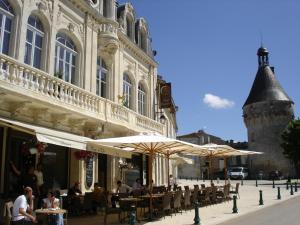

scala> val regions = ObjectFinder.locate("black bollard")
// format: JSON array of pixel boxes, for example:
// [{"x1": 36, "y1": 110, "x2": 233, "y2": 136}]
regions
[
  {"x1": 286, "y1": 182, "x2": 289, "y2": 190},
  {"x1": 290, "y1": 183, "x2": 294, "y2": 195},
  {"x1": 232, "y1": 195, "x2": 238, "y2": 213},
  {"x1": 193, "y1": 202, "x2": 201, "y2": 225},
  {"x1": 255, "y1": 178, "x2": 258, "y2": 187},
  {"x1": 259, "y1": 190, "x2": 264, "y2": 205},
  {"x1": 129, "y1": 205, "x2": 136, "y2": 225},
  {"x1": 295, "y1": 182, "x2": 298, "y2": 192},
  {"x1": 272, "y1": 179, "x2": 275, "y2": 188},
  {"x1": 241, "y1": 179, "x2": 244, "y2": 186},
  {"x1": 277, "y1": 187, "x2": 281, "y2": 200}
]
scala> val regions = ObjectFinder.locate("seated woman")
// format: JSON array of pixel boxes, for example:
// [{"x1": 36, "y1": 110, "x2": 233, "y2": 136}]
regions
[{"x1": 43, "y1": 191, "x2": 64, "y2": 225}]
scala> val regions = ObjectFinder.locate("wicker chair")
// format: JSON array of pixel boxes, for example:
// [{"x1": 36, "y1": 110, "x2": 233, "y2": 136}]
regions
[
  {"x1": 182, "y1": 189, "x2": 191, "y2": 210},
  {"x1": 103, "y1": 193, "x2": 121, "y2": 225},
  {"x1": 172, "y1": 190, "x2": 183, "y2": 215}
]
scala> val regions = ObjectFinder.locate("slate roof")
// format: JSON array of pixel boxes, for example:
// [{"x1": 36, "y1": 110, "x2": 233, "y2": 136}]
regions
[{"x1": 243, "y1": 62, "x2": 293, "y2": 107}]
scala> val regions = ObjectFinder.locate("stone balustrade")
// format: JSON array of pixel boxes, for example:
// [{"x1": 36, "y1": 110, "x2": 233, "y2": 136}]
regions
[{"x1": 0, "y1": 54, "x2": 164, "y2": 134}]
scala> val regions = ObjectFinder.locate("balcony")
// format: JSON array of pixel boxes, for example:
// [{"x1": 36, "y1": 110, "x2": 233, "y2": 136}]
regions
[
  {"x1": 0, "y1": 54, "x2": 164, "y2": 135},
  {"x1": 98, "y1": 20, "x2": 119, "y2": 55}
]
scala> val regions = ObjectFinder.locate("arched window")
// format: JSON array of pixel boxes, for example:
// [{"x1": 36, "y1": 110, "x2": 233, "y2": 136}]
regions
[
  {"x1": 138, "y1": 83, "x2": 146, "y2": 116},
  {"x1": 96, "y1": 58, "x2": 108, "y2": 98},
  {"x1": 24, "y1": 15, "x2": 44, "y2": 69},
  {"x1": 0, "y1": 0, "x2": 14, "y2": 55},
  {"x1": 54, "y1": 33, "x2": 77, "y2": 84},
  {"x1": 123, "y1": 74, "x2": 132, "y2": 108}
]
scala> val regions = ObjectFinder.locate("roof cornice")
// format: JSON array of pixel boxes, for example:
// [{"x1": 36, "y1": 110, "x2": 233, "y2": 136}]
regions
[{"x1": 118, "y1": 31, "x2": 157, "y2": 67}]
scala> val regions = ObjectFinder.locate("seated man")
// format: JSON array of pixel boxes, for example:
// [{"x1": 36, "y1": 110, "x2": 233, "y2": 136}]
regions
[
  {"x1": 92, "y1": 183, "x2": 105, "y2": 213},
  {"x1": 67, "y1": 182, "x2": 83, "y2": 215},
  {"x1": 43, "y1": 191, "x2": 64, "y2": 225},
  {"x1": 111, "y1": 180, "x2": 132, "y2": 208},
  {"x1": 116, "y1": 180, "x2": 132, "y2": 194},
  {"x1": 12, "y1": 187, "x2": 37, "y2": 225}
]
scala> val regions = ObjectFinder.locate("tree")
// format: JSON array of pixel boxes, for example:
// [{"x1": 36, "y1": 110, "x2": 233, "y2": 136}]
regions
[{"x1": 281, "y1": 119, "x2": 300, "y2": 178}]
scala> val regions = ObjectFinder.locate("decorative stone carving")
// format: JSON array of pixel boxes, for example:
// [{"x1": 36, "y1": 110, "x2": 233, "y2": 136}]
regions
[{"x1": 68, "y1": 23, "x2": 75, "y2": 32}]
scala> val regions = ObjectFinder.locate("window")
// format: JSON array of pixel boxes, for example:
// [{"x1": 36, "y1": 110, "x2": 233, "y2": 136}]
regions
[
  {"x1": 0, "y1": 0, "x2": 14, "y2": 55},
  {"x1": 126, "y1": 16, "x2": 132, "y2": 39},
  {"x1": 123, "y1": 74, "x2": 132, "y2": 108},
  {"x1": 96, "y1": 58, "x2": 108, "y2": 98},
  {"x1": 138, "y1": 83, "x2": 146, "y2": 115},
  {"x1": 24, "y1": 15, "x2": 44, "y2": 69},
  {"x1": 54, "y1": 33, "x2": 77, "y2": 84},
  {"x1": 140, "y1": 30, "x2": 147, "y2": 52}
]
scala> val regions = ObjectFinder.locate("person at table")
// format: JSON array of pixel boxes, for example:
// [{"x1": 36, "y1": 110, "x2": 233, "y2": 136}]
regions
[
  {"x1": 91, "y1": 183, "x2": 105, "y2": 213},
  {"x1": 68, "y1": 182, "x2": 82, "y2": 196},
  {"x1": 132, "y1": 178, "x2": 142, "y2": 190},
  {"x1": 12, "y1": 187, "x2": 37, "y2": 225},
  {"x1": 116, "y1": 180, "x2": 132, "y2": 194},
  {"x1": 42, "y1": 191, "x2": 64, "y2": 225},
  {"x1": 111, "y1": 180, "x2": 132, "y2": 208},
  {"x1": 67, "y1": 182, "x2": 83, "y2": 215}
]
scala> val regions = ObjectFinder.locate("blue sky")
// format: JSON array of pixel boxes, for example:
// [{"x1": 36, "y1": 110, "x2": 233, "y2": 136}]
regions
[{"x1": 119, "y1": 0, "x2": 300, "y2": 141}]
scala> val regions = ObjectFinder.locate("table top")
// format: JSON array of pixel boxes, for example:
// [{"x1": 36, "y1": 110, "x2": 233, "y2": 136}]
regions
[
  {"x1": 141, "y1": 193, "x2": 165, "y2": 198},
  {"x1": 119, "y1": 197, "x2": 143, "y2": 202},
  {"x1": 35, "y1": 208, "x2": 67, "y2": 214}
]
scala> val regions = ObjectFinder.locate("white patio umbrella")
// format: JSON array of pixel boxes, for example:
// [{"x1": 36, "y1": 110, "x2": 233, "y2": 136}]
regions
[
  {"x1": 170, "y1": 153, "x2": 194, "y2": 165},
  {"x1": 88, "y1": 133, "x2": 196, "y2": 219}
]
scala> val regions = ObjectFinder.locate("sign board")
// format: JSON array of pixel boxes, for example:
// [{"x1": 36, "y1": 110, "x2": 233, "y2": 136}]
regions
[
  {"x1": 160, "y1": 83, "x2": 172, "y2": 108},
  {"x1": 85, "y1": 157, "x2": 93, "y2": 188}
]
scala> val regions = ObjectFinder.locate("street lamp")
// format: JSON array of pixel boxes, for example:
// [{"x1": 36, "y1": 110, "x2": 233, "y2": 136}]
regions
[{"x1": 159, "y1": 114, "x2": 166, "y2": 124}]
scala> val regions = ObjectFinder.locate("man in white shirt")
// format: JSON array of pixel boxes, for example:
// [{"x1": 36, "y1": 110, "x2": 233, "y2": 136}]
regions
[
  {"x1": 12, "y1": 187, "x2": 37, "y2": 224},
  {"x1": 116, "y1": 180, "x2": 132, "y2": 193}
]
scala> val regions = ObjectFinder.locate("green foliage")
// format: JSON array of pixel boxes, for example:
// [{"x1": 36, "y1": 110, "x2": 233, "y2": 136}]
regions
[{"x1": 281, "y1": 119, "x2": 300, "y2": 175}]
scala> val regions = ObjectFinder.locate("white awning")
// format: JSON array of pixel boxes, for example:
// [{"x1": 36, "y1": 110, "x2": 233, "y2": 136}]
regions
[
  {"x1": 0, "y1": 117, "x2": 89, "y2": 150},
  {"x1": 0, "y1": 117, "x2": 133, "y2": 158}
]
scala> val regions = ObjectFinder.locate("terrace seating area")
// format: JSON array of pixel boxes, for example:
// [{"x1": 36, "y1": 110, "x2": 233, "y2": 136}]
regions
[{"x1": 68, "y1": 182, "x2": 235, "y2": 224}]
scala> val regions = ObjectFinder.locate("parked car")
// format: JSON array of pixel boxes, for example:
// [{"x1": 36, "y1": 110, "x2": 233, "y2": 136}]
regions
[
  {"x1": 268, "y1": 170, "x2": 283, "y2": 180},
  {"x1": 228, "y1": 167, "x2": 249, "y2": 179}
]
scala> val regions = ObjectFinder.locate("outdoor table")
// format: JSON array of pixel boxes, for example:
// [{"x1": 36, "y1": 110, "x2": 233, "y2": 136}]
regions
[
  {"x1": 35, "y1": 208, "x2": 67, "y2": 225},
  {"x1": 119, "y1": 197, "x2": 143, "y2": 222}
]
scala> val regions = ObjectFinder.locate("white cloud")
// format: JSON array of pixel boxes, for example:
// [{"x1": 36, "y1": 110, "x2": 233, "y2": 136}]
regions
[{"x1": 203, "y1": 93, "x2": 235, "y2": 109}]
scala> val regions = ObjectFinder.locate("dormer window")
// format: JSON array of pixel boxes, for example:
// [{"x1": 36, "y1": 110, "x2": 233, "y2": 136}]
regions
[
  {"x1": 140, "y1": 29, "x2": 147, "y2": 52},
  {"x1": 126, "y1": 15, "x2": 133, "y2": 39}
]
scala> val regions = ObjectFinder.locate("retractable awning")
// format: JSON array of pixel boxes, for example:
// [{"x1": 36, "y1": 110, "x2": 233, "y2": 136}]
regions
[
  {"x1": 0, "y1": 117, "x2": 132, "y2": 158},
  {"x1": 0, "y1": 117, "x2": 89, "y2": 150}
]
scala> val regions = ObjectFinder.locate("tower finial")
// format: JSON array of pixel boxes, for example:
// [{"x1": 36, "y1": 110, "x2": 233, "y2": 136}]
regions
[{"x1": 259, "y1": 30, "x2": 264, "y2": 47}]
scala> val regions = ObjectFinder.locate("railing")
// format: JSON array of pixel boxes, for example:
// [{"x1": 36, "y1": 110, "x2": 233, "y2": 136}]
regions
[{"x1": 0, "y1": 54, "x2": 164, "y2": 134}]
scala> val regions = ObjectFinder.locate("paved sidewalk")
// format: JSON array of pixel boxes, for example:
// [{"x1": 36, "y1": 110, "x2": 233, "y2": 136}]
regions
[{"x1": 68, "y1": 179, "x2": 300, "y2": 225}]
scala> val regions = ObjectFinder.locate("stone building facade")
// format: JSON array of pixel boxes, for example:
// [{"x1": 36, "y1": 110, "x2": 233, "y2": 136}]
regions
[
  {"x1": 243, "y1": 47, "x2": 294, "y2": 177},
  {"x1": 0, "y1": 0, "x2": 177, "y2": 197}
]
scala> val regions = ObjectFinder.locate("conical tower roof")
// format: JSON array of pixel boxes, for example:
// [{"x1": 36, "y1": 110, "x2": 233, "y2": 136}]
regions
[{"x1": 243, "y1": 47, "x2": 293, "y2": 108}]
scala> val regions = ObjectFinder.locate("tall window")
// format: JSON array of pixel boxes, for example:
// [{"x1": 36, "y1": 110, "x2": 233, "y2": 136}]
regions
[
  {"x1": 123, "y1": 74, "x2": 132, "y2": 108},
  {"x1": 138, "y1": 83, "x2": 146, "y2": 115},
  {"x1": 96, "y1": 58, "x2": 108, "y2": 98},
  {"x1": 126, "y1": 16, "x2": 132, "y2": 39},
  {"x1": 0, "y1": 0, "x2": 14, "y2": 55},
  {"x1": 54, "y1": 33, "x2": 77, "y2": 84},
  {"x1": 24, "y1": 15, "x2": 44, "y2": 69},
  {"x1": 140, "y1": 30, "x2": 147, "y2": 52}
]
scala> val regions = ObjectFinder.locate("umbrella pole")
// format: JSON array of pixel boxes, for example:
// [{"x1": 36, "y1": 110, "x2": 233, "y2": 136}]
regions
[
  {"x1": 224, "y1": 157, "x2": 227, "y2": 184},
  {"x1": 148, "y1": 149, "x2": 153, "y2": 221},
  {"x1": 167, "y1": 154, "x2": 170, "y2": 188},
  {"x1": 209, "y1": 156, "x2": 212, "y2": 182}
]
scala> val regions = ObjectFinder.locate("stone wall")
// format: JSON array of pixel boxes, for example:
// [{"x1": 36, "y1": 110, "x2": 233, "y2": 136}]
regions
[{"x1": 243, "y1": 101, "x2": 294, "y2": 177}]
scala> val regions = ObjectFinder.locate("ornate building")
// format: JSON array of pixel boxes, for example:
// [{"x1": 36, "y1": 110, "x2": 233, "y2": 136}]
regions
[
  {"x1": 243, "y1": 47, "x2": 294, "y2": 177},
  {"x1": 0, "y1": 0, "x2": 177, "y2": 196}
]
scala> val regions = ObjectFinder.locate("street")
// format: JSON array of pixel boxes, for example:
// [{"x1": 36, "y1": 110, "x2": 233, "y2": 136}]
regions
[{"x1": 218, "y1": 195, "x2": 300, "y2": 225}]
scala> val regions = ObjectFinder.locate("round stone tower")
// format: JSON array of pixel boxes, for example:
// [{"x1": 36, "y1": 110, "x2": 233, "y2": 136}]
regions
[{"x1": 243, "y1": 47, "x2": 294, "y2": 177}]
